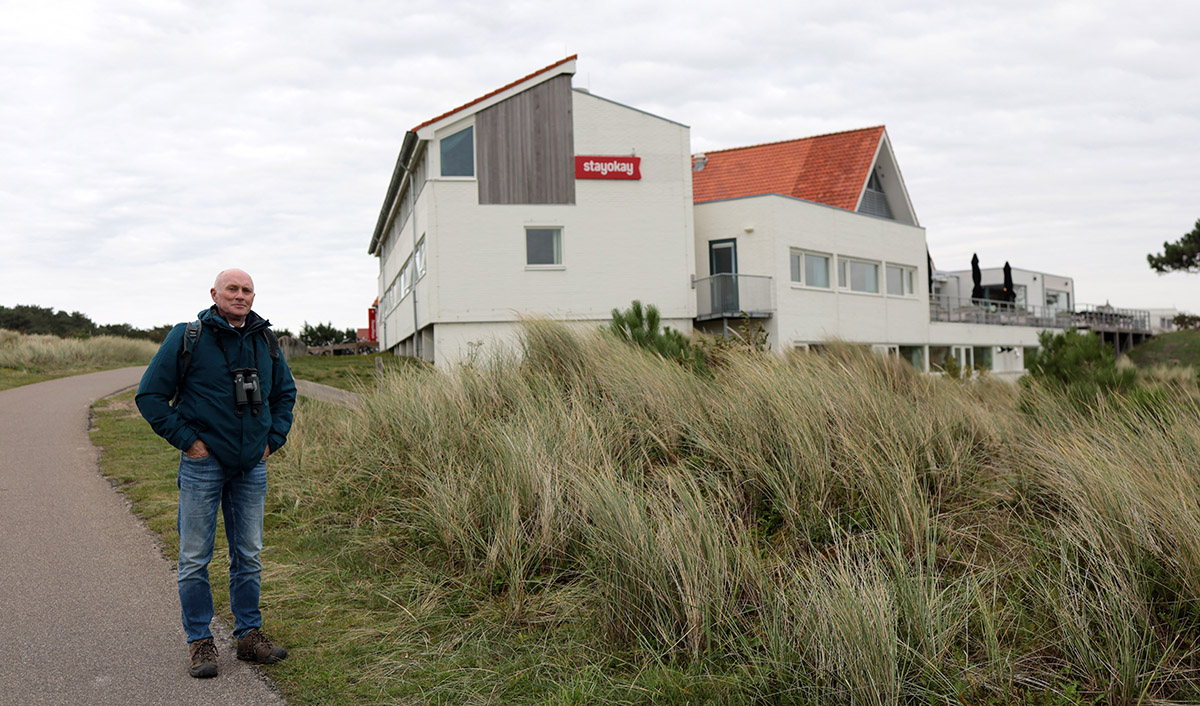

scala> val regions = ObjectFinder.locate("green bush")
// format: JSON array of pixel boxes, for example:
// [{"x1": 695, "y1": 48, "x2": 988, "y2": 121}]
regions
[
  {"x1": 1024, "y1": 328, "x2": 1135, "y2": 394},
  {"x1": 608, "y1": 300, "x2": 703, "y2": 371}
]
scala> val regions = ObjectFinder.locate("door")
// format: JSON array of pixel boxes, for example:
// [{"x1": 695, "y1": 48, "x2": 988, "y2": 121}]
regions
[{"x1": 709, "y1": 239, "x2": 738, "y2": 314}]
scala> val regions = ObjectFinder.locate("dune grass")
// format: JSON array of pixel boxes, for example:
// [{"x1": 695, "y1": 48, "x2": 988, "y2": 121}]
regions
[
  {"x1": 0, "y1": 328, "x2": 160, "y2": 390},
  {"x1": 92, "y1": 320, "x2": 1200, "y2": 705}
]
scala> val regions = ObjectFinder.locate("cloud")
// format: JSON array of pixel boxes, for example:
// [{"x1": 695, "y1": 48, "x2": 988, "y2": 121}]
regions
[{"x1": 1, "y1": 0, "x2": 1198, "y2": 333}]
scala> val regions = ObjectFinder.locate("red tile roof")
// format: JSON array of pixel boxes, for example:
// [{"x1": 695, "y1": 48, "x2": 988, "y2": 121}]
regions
[
  {"x1": 692, "y1": 126, "x2": 885, "y2": 209},
  {"x1": 411, "y1": 55, "x2": 578, "y2": 132}
]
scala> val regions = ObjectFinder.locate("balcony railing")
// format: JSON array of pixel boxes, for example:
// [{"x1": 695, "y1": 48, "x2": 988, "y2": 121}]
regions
[
  {"x1": 929, "y1": 296, "x2": 1150, "y2": 333},
  {"x1": 695, "y1": 274, "x2": 774, "y2": 321}
]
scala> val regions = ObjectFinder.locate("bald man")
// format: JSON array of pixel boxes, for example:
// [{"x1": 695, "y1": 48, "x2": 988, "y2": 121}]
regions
[{"x1": 137, "y1": 269, "x2": 296, "y2": 678}]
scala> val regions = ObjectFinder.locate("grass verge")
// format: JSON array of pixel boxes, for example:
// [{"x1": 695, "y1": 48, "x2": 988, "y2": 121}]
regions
[{"x1": 285, "y1": 353, "x2": 421, "y2": 392}]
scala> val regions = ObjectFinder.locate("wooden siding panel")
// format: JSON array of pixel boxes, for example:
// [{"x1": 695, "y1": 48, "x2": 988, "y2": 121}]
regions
[{"x1": 477, "y1": 75, "x2": 575, "y2": 204}]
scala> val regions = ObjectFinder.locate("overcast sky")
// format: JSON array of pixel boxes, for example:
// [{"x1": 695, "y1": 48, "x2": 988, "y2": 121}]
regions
[{"x1": 2, "y1": 0, "x2": 1197, "y2": 332}]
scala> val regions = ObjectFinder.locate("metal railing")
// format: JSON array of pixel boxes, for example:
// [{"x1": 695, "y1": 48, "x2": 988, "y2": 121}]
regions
[
  {"x1": 929, "y1": 296, "x2": 1150, "y2": 333},
  {"x1": 695, "y1": 274, "x2": 774, "y2": 320}
]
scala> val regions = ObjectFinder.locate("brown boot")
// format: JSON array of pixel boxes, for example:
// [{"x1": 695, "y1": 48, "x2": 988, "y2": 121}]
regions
[
  {"x1": 188, "y1": 637, "x2": 218, "y2": 678},
  {"x1": 236, "y1": 628, "x2": 288, "y2": 664}
]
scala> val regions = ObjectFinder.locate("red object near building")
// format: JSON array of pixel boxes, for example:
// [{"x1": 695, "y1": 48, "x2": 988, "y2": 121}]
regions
[{"x1": 367, "y1": 303, "x2": 378, "y2": 342}]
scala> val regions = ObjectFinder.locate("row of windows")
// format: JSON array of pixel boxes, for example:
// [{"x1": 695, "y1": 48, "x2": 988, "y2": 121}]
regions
[
  {"x1": 381, "y1": 238, "x2": 427, "y2": 314},
  {"x1": 790, "y1": 249, "x2": 917, "y2": 296}
]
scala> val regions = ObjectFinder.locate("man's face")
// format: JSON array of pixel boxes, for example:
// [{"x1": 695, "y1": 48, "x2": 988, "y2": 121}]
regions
[{"x1": 211, "y1": 270, "x2": 255, "y2": 324}]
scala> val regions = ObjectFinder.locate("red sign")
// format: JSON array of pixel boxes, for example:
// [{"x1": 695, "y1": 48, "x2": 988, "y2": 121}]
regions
[
  {"x1": 367, "y1": 306, "x2": 377, "y2": 342},
  {"x1": 575, "y1": 156, "x2": 641, "y2": 180}
]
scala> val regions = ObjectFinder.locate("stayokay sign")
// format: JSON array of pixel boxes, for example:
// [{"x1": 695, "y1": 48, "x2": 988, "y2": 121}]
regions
[{"x1": 575, "y1": 156, "x2": 641, "y2": 180}]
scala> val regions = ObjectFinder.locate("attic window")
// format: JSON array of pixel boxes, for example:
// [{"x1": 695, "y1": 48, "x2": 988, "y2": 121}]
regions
[
  {"x1": 859, "y1": 170, "x2": 894, "y2": 219},
  {"x1": 440, "y1": 126, "x2": 474, "y2": 177}
]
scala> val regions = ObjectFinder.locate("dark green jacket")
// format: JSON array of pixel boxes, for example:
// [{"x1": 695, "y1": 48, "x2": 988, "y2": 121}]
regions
[{"x1": 136, "y1": 306, "x2": 296, "y2": 473}]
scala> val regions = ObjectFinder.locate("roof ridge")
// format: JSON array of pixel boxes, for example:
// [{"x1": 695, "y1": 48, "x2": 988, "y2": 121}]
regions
[
  {"x1": 411, "y1": 54, "x2": 578, "y2": 132},
  {"x1": 693, "y1": 125, "x2": 884, "y2": 156}
]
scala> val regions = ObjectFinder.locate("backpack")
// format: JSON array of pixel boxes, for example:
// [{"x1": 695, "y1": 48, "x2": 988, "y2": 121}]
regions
[{"x1": 170, "y1": 320, "x2": 280, "y2": 407}]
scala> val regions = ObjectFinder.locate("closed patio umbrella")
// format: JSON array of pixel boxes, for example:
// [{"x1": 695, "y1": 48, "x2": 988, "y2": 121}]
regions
[
  {"x1": 1002, "y1": 261, "x2": 1014, "y2": 303},
  {"x1": 971, "y1": 253, "x2": 984, "y2": 301}
]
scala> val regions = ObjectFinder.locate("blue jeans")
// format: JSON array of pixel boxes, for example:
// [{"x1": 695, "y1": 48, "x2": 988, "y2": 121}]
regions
[{"x1": 177, "y1": 452, "x2": 267, "y2": 643}]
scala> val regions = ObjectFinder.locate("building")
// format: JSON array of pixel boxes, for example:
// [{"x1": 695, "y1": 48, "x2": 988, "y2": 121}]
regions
[
  {"x1": 369, "y1": 57, "x2": 1152, "y2": 374},
  {"x1": 367, "y1": 56, "x2": 695, "y2": 366}
]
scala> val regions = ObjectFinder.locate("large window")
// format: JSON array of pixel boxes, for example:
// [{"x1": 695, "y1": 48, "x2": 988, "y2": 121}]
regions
[
  {"x1": 790, "y1": 249, "x2": 831, "y2": 288},
  {"x1": 1046, "y1": 289, "x2": 1070, "y2": 311},
  {"x1": 415, "y1": 237, "x2": 427, "y2": 278},
  {"x1": 440, "y1": 126, "x2": 474, "y2": 177},
  {"x1": 526, "y1": 227, "x2": 562, "y2": 266},
  {"x1": 838, "y1": 257, "x2": 880, "y2": 294},
  {"x1": 886, "y1": 264, "x2": 916, "y2": 296}
]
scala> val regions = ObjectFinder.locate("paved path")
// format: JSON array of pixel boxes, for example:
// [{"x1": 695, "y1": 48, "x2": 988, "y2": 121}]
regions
[{"x1": 0, "y1": 367, "x2": 286, "y2": 706}]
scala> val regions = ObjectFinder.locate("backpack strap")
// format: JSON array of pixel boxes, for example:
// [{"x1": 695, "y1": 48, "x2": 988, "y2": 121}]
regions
[
  {"x1": 262, "y1": 328, "x2": 280, "y2": 360},
  {"x1": 171, "y1": 321, "x2": 202, "y2": 408}
]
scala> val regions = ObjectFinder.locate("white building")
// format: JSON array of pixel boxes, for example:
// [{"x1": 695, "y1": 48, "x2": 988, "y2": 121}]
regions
[
  {"x1": 369, "y1": 57, "x2": 1151, "y2": 375},
  {"x1": 368, "y1": 56, "x2": 695, "y2": 366}
]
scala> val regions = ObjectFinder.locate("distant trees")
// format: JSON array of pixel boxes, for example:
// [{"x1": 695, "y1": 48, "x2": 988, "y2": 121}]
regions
[
  {"x1": 1147, "y1": 218, "x2": 1200, "y2": 273},
  {"x1": 0, "y1": 305, "x2": 172, "y2": 342},
  {"x1": 299, "y1": 321, "x2": 358, "y2": 347},
  {"x1": 1173, "y1": 313, "x2": 1200, "y2": 330}
]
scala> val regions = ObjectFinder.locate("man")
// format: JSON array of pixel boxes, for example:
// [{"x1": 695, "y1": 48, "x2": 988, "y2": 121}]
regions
[{"x1": 137, "y1": 269, "x2": 297, "y2": 678}]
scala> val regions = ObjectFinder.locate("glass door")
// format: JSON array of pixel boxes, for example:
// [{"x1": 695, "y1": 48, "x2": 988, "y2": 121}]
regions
[{"x1": 709, "y1": 239, "x2": 738, "y2": 314}]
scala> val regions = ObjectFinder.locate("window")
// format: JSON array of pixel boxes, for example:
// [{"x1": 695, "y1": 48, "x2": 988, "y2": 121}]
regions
[
  {"x1": 398, "y1": 256, "x2": 412, "y2": 298},
  {"x1": 972, "y1": 346, "x2": 993, "y2": 371},
  {"x1": 789, "y1": 250, "x2": 831, "y2": 288},
  {"x1": 1046, "y1": 289, "x2": 1070, "y2": 311},
  {"x1": 886, "y1": 264, "x2": 916, "y2": 296},
  {"x1": 440, "y1": 126, "x2": 474, "y2": 177},
  {"x1": 838, "y1": 257, "x2": 880, "y2": 294},
  {"x1": 526, "y1": 227, "x2": 562, "y2": 266},
  {"x1": 415, "y1": 237, "x2": 426, "y2": 278},
  {"x1": 899, "y1": 345, "x2": 925, "y2": 370}
]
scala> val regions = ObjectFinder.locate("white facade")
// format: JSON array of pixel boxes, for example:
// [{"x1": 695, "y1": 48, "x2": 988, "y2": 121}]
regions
[
  {"x1": 694, "y1": 195, "x2": 929, "y2": 347},
  {"x1": 942, "y1": 266, "x2": 1075, "y2": 315},
  {"x1": 372, "y1": 59, "x2": 695, "y2": 366}
]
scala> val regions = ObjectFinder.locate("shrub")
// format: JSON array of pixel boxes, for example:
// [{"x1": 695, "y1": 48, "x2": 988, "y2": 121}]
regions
[
  {"x1": 1173, "y1": 313, "x2": 1200, "y2": 330},
  {"x1": 1024, "y1": 328, "x2": 1135, "y2": 393},
  {"x1": 608, "y1": 300, "x2": 702, "y2": 370}
]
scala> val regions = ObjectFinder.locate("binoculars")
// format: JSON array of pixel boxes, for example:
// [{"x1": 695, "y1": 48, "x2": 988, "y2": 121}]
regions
[{"x1": 232, "y1": 368, "x2": 262, "y2": 417}]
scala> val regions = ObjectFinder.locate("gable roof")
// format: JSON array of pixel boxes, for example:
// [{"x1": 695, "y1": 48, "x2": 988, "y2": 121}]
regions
[
  {"x1": 692, "y1": 126, "x2": 886, "y2": 209},
  {"x1": 411, "y1": 55, "x2": 577, "y2": 134}
]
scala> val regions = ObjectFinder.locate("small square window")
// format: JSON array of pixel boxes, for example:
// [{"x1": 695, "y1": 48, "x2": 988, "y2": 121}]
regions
[
  {"x1": 526, "y1": 227, "x2": 562, "y2": 266},
  {"x1": 791, "y1": 250, "x2": 831, "y2": 288},
  {"x1": 806, "y1": 253, "x2": 830, "y2": 288},
  {"x1": 839, "y1": 257, "x2": 879, "y2": 293},
  {"x1": 886, "y1": 265, "x2": 913, "y2": 296}
]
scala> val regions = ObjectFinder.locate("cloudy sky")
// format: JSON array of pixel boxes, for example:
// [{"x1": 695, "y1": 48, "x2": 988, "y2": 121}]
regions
[{"x1": 2, "y1": 0, "x2": 1197, "y2": 332}]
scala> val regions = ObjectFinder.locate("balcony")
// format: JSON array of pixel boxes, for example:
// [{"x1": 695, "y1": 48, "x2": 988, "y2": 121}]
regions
[
  {"x1": 929, "y1": 296, "x2": 1151, "y2": 334},
  {"x1": 695, "y1": 274, "x2": 774, "y2": 321}
]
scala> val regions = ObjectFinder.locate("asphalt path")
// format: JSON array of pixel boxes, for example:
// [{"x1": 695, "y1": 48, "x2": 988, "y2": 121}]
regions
[{"x1": 0, "y1": 367, "x2": 286, "y2": 706}]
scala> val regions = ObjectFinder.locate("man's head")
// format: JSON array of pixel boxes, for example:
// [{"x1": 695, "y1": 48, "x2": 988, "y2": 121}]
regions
[{"x1": 211, "y1": 269, "x2": 255, "y2": 327}]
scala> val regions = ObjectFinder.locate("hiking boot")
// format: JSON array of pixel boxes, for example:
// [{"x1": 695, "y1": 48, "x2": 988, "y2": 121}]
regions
[
  {"x1": 188, "y1": 637, "x2": 218, "y2": 678},
  {"x1": 236, "y1": 628, "x2": 288, "y2": 664}
]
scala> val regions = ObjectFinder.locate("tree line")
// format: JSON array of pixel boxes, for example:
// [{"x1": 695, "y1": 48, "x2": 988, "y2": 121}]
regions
[
  {"x1": 0, "y1": 304, "x2": 362, "y2": 347},
  {"x1": 0, "y1": 305, "x2": 174, "y2": 342}
]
